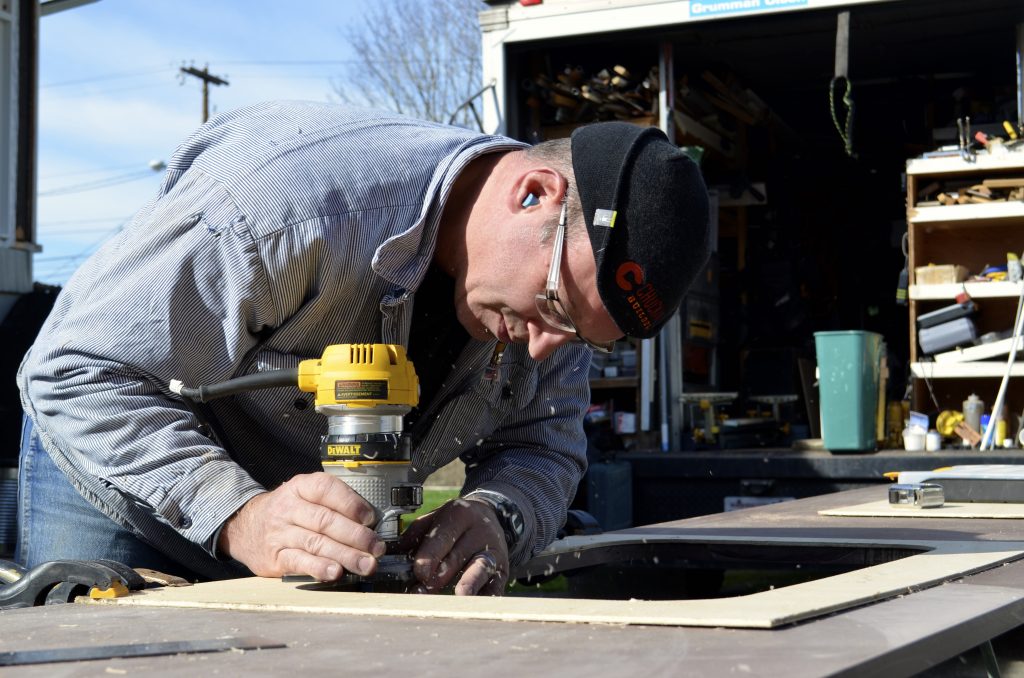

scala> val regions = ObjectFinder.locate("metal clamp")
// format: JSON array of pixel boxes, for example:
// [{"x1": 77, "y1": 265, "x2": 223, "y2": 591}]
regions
[
  {"x1": 957, "y1": 117, "x2": 976, "y2": 163},
  {"x1": 0, "y1": 559, "x2": 146, "y2": 610}
]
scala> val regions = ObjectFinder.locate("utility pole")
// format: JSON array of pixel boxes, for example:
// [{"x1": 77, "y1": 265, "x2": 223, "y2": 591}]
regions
[{"x1": 179, "y1": 64, "x2": 229, "y2": 123}]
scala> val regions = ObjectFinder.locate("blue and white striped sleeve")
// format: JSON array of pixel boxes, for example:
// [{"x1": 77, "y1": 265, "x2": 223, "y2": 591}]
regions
[
  {"x1": 21, "y1": 168, "x2": 280, "y2": 553},
  {"x1": 462, "y1": 344, "x2": 592, "y2": 566}
]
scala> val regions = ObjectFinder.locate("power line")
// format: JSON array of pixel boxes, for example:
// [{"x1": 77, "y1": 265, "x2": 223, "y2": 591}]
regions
[
  {"x1": 82, "y1": 81, "x2": 173, "y2": 95},
  {"x1": 40, "y1": 57, "x2": 476, "y2": 91},
  {"x1": 35, "y1": 252, "x2": 100, "y2": 263},
  {"x1": 218, "y1": 57, "x2": 477, "y2": 66},
  {"x1": 39, "y1": 215, "x2": 133, "y2": 226},
  {"x1": 38, "y1": 169, "x2": 158, "y2": 197},
  {"x1": 217, "y1": 59, "x2": 355, "y2": 66},
  {"x1": 39, "y1": 217, "x2": 135, "y2": 237},
  {"x1": 41, "y1": 227, "x2": 131, "y2": 237},
  {"x1": 34, "y1": 223, "x2": 127, "y2": 282},
  {"x1": 41, "y1": 81, "x2": 173, "y2": 98},
  {"x1": 35, "y1": 225, "x2": 123, "y2": 262},
  {"x1": 226, "y1": 74, "x2": 342, "y2": 82},
  {"x1": 41, "y1": 165, "x2": 142, "y2": 180},
  {"x1": 41, "y1": 65, "x2": 176, "y2": 88}
]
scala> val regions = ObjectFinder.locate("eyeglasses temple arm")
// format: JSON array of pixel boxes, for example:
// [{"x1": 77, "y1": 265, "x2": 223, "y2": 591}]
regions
[{"x1": 545, "y1": 200, "x2": 568, "y2": 294}]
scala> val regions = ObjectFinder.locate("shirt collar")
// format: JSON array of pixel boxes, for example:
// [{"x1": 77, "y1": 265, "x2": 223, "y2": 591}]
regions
[{"x1": 371, "y1": 137, "x2": 527, "y2": 291}]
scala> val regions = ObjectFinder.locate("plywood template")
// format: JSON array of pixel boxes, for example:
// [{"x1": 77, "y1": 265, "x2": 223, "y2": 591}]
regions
[
  {"x1": 820, "y1": 500, "x2": 1024, "y2": 519},
  {"x1": 83, "y1": 534, "x2": 1024, "y2": 629}
]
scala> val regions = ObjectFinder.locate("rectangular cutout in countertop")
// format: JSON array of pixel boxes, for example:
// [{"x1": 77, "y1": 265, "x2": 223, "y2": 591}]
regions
[{"x1": 83, "y1": 533, "x2": 1024, "y2": 629}]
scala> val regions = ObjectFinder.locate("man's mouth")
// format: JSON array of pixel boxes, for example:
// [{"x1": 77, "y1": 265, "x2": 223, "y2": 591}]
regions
[{"x1": 496, "y1": 316, "x2": 512, "y2": 344}]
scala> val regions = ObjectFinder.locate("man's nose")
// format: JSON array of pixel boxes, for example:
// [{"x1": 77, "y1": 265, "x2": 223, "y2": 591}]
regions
[{"x1": 526, "y1": 322, "x2": 573, "y2": 361}]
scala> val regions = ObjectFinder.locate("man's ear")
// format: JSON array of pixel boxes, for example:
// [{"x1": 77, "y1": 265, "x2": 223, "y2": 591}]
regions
[{"x1": 514, "y1": 168, "x2": 567, "y2": 211}]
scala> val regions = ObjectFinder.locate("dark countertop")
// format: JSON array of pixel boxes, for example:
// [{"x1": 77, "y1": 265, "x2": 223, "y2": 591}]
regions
[{"x1": 2, "y1": 485, "x2": 1024, "y2": 677}]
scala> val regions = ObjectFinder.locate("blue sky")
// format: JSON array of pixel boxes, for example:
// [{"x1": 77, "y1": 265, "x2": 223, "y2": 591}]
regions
[{"x1": 34, "y1": 0, "x2": 366, "y2": 284}]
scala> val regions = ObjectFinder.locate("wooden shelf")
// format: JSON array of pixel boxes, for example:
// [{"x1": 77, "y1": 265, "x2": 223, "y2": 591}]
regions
[
  {"x1": 906, "y1": 153, "x2": 1024, "y2": 409},
  {"x1": 589, "y1": 376, "x2": 638, "y2": 389},
  {"x1": 908, "y1": 201, "x2": 1024, "y2": 225},
  {"x1": 911, "y1": 362, "x2": 1024, "y2": 378},
  {"x1": 909, "y1": 281, "x2": 1024, "y2": 300},
  {"x1": 906, "y1": 152, "x2": 1024, "y2": 176}
]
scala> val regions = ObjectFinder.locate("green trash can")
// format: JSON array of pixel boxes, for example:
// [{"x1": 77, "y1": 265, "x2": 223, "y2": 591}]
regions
[{"x1": 814, "y1": 331, "x2": 883, "y2": 452}]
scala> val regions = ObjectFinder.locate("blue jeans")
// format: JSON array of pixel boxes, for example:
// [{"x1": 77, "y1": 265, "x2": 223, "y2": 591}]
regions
[{"x1": 16, "y1": 415, "x2": 196, "y2": 579}]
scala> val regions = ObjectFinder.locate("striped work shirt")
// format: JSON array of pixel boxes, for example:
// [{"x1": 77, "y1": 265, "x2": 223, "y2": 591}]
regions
[{"x1": 17, "y1": 102, "x2": 592, "y2": 578}]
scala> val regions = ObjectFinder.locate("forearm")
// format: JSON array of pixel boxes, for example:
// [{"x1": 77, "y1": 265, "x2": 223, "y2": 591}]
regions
[
  {"x1": 462, "y1": 346, "x2": 590, "y2": 565},
  {"x1": 464, "y1": 444, "x2": 585, "y2": 566},
  {"x1": 21, "y1": 355, "x2": 266, "y2": 552}
]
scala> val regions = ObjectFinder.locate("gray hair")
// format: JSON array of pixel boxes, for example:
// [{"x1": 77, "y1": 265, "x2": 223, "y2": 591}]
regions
[{"x1": 523, "y1": 138, "x2": 585, "y2": 244}]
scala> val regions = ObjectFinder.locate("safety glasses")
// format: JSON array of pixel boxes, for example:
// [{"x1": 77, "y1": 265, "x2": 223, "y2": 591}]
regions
[{"x1": 534, "y1": 199, "x2": 615, "y2": 354}]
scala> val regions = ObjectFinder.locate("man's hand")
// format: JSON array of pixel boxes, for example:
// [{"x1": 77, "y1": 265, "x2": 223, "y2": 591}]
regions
[
  {"x1": 397, "y1": 498, "x2": 509, "y2": 596},
  {"x1": 218, "y1": 472, "x2": 386, "y2": 581}
]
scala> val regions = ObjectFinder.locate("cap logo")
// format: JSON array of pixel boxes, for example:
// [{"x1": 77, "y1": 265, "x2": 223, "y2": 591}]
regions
[
  {"x1": 615, "y1": 260, "x2": 665, "y2": 331},
  {"x1": 593, "y1": 208, "x2": 617, "y2": 228},
  {"x1": 615, "y1": 261, "x2": 644, "y2": 291}
]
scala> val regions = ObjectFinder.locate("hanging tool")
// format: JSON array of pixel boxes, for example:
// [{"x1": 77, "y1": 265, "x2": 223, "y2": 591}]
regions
[
  {"x1": 957, "y1": 117, "x2": 975, "y2": 163},
  {"x1": 173, "y1": 343, "x2": 421, "y2": 584},
  {"x1": 829, "y1": 10, "x2": 855, "y2": 157},
  {"x1": 895, "y1": 232, "x2": 909, "y2": 306}
]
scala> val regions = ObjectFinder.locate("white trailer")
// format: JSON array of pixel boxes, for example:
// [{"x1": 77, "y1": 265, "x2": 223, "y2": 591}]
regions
[{"x1": 477, "y1": 0, "x2": 1024, "y2": 451}]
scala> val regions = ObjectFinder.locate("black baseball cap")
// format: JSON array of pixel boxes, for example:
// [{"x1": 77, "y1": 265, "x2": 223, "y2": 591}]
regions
[{"x1": 571, "y1": 121, "x2": 711, "y2": 338}]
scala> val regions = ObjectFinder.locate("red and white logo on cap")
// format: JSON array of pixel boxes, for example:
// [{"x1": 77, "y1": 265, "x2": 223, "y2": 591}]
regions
[{"x1": 615, "y1": 260, "x2": 665, "y2": 331}]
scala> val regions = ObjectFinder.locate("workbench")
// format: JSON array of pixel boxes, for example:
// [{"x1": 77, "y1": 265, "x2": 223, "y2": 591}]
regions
[
  {"x1": 2, "y1": 485, "x2": 1024, "y2": 676},
  {"x1": 625, "y1": 448, "x2": 1024, "y2": 524}
]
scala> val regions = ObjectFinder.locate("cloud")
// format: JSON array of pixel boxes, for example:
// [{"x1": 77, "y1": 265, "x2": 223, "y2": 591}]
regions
[
  {"x1": 31, "y1": 0, "x2": 374, "y2": 284},
  {"x1": 40, "y1": 87, "x2": 198, "y2": 157}
]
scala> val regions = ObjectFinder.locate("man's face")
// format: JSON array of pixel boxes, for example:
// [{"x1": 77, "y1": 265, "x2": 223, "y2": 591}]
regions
[{"x1": 453, "y1": 212, "x2": 623, "y2": 362}]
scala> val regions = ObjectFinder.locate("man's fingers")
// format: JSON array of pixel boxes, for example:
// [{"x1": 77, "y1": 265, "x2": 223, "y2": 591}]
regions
[
  {"x1": 280, "y1": 526, "x2": 382, "y2": 578},
  {"x1": 278, "y1": 550, "x2": 349, "y2": 582},
  {"x1": 218, "y1": 473, "x2": 388, "y2": 580},
  {"x1": 396, "y1": 510, "x2": 439, "y2": 552},
  {"x1": 478, "y1": 553, "x2": 509, "y2": 596},
  {"x1": 289, "y1": 472, "x2": 377, "y2": 526},
  {"x1": 454, "y1": 552, "x2": 504, "y2": 596},
  {"x1": 410, "y1": 503, "x2": 473, "y2": 582},
  {"x1": 398, "y1": 497, "x2": 511, "y2": 596},
  {"x1": 289, "y1": 500, "x2": 385, "y2": 558},
  {"x1": 424, "y1": 521, "x2": 509, "y2": 593}
]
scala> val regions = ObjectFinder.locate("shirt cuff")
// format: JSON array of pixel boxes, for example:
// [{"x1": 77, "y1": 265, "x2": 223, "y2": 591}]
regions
[
  {"x1": 149, "y1": 457, "x2": 266, "y2": 557},
  {"x1": 463, "y1": 483, "x2": 536, "y2": 567}
]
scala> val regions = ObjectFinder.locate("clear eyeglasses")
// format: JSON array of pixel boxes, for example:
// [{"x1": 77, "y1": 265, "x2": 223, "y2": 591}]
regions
[{"x1": 534, "y1": 199, "x2": 615, "y2": 354}]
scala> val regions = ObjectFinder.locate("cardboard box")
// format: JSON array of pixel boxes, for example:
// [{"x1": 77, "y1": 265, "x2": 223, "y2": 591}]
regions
[{"x1": 914, "y1": 264, "x2": 969, "y2": 285}]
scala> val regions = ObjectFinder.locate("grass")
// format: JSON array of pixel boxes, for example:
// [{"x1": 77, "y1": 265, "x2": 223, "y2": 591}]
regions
[{"x1": 401, "y1": 487, "x2": 461, "y2": 526}]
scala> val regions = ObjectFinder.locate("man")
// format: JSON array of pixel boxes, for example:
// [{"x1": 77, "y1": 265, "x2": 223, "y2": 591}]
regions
[{"x1": 16, "y1": 102, "x2": 709, "y2": 595}]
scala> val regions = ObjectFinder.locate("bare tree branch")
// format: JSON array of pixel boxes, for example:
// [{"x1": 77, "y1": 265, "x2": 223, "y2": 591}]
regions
[{"x1": 333, "y1": 0, "x2": 485, "y2": 128}]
